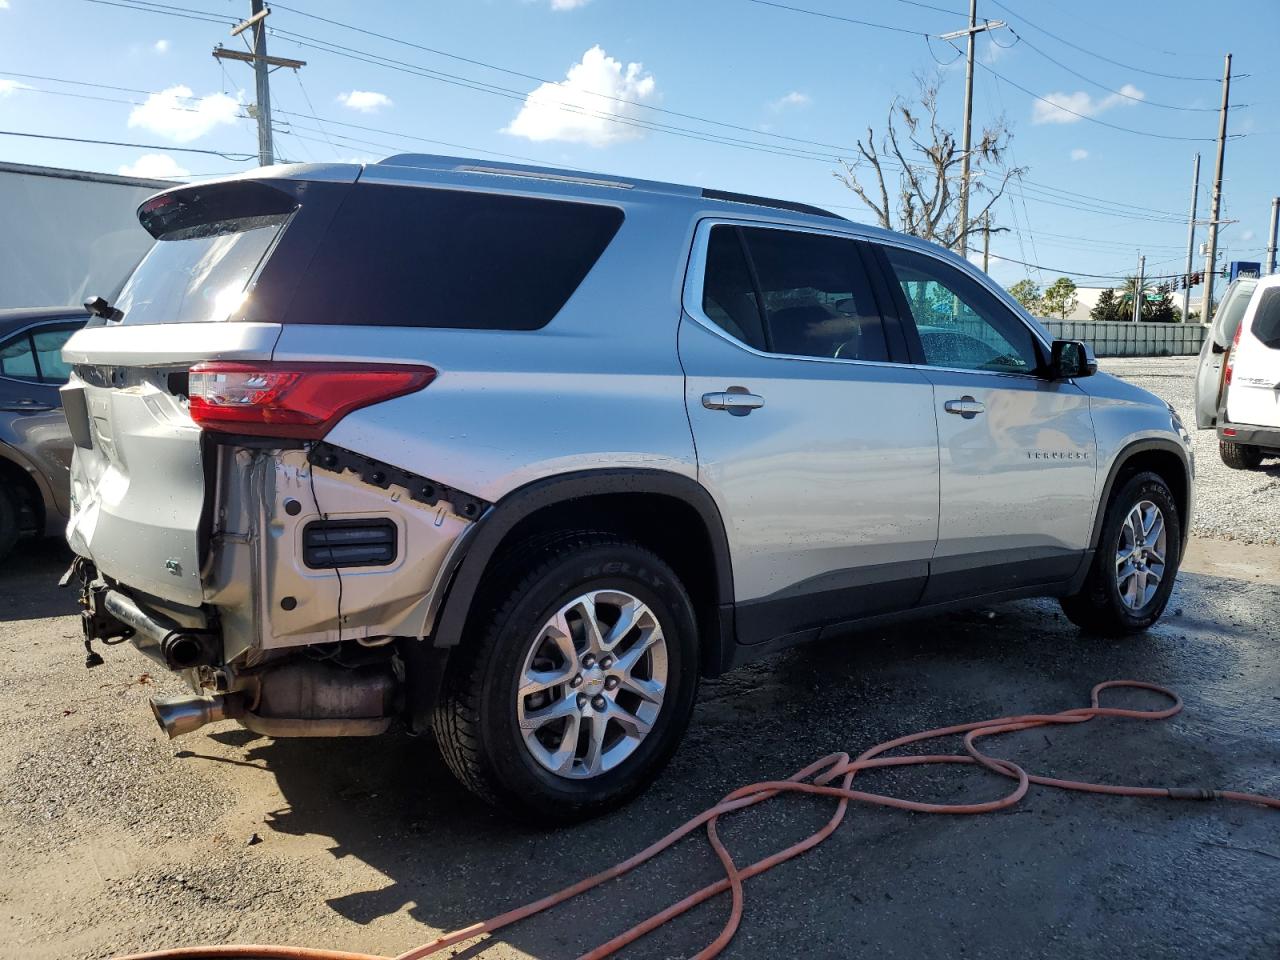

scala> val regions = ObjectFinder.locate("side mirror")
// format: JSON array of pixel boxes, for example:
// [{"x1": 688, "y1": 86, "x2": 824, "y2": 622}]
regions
[
  {"x1": 1049, "y1": 339, "x2": 1097, "y2": 380},
  {"x1": 1211, "y1": 340, "x2": 1226, "y2": 355}
]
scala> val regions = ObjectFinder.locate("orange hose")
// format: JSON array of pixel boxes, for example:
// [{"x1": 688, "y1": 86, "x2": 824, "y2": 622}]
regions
[{"x1": 115, "y1": 681, "x2": 1279, "y2": 960}]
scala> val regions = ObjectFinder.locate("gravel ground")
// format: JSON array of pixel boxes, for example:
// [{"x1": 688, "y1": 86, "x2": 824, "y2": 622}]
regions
[
  {"x1": 1099, "y1": 356, "x2": 1280, "y2": 546},
  {"x1": 0, "y1": 358, "x2": 1276, "y2": 960}
]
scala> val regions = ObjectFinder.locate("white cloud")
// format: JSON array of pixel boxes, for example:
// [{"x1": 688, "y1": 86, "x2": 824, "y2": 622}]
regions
[
  {"x1": 0, "y1": 1, "x2": 9, "y2": 9},
  {"x1": 551, "y1": 0, "x2": 591, "y2": 8},
  {"x1": 1032, "y1": 84, "x2": 1144, "y2": 124},
  {"x1": 1070, "y1": 148, "x2": 1089, "y2": 161},
  {"x1": 128, "y1": 85, "x2": 241, "y2": 143},
  {"x1": 768, "y1": 91, "x2": 811, "y2": 112},
  {"x1": 118, "y1": 153, "x2": 190, "y2": 179},
  {"x1": 0, "y1": 78, "x2": 28, "y2": 96},
  {"x1": 337, "y1": 90, "x2": 392, "y2": 113},
  {"x1": 505, "y1": 45, "x2": 658, "y2": 147},
  {"x1": 1240, "y1": 229, "x2": 1256, "y2": 242},
  {"x1": 153, "y1": 39, "x2": 169, "y2": 53}
]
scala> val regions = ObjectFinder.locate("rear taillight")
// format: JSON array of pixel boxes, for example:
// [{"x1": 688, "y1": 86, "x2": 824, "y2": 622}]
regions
[
  {"x1": 1224, "y1": 322, "x2": 1243, "y2": 386},
  {"x1": 188, "y1": 362, "x2": 435, "y2": 439}
]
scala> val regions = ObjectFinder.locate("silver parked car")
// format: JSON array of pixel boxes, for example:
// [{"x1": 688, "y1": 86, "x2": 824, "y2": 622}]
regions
[
  {"x1": 0, "y1": 306, "x2": 88, "y2": 562},
  {"x1": 62, "y1": 157, "x2": 1194, "y2": 821}
]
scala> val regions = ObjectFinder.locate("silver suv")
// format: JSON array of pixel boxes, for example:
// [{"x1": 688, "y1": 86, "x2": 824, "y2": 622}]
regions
[{"x1": 63, "y1": 156, "x2": 1193, "y2": 821}]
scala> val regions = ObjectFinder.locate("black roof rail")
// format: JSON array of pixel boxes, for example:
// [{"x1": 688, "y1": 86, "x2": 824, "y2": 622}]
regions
[{"x1": 700, "y1": 188, "x2": 845, "y2": 221}]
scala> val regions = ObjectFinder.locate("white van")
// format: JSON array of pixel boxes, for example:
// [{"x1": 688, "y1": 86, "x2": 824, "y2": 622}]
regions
[{"x1": 1219, "y1": 274, "x2": 1280, "y2": 469}]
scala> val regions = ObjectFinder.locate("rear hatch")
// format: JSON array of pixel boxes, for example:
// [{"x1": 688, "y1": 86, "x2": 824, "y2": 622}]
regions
[
  {"x1": 62, "y1": 171, "x2": 356, "y2": 605},
  {"x1": 1226, "y1": 286, "x2": 1280, "y2": 431}
]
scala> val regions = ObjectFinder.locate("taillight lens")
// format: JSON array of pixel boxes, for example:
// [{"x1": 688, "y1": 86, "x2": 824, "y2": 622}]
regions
[
  {"x1": 188, "y1": 362, "x2": 435, "y2": 439},
  {"x1": 1224, "y1": 322, "x2": 1243, "y2": 386}
]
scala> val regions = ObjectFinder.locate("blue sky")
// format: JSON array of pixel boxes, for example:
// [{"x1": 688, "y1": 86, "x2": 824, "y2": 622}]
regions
[{"x1": 1, "y1": 0, "x2": 1277, "y2": 294}]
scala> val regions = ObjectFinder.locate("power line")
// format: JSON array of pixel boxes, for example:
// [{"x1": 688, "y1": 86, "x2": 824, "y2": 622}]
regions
[
  {"x1": 6, "y1": 63, "x2": 1199, "y2": 228},
  {"x1": 985, "y1": 0, "x2": 1220, "y2": 82},
  {"x1": 1006, "y1": 28, "x2": 1224, "y2": 113},
  {"x1": 966, "y1": 53, "x2": 1227, "y2": 142},
  {"x1": 745, "y1": 0, "x2": 932, "y2": 36},
  {"x1": 0, "y1": 128, "x2": 256, "y2": 160},
  {"x1": 741, "y1": 0, "x2": 1229, "y2": 141},
  {"x1": 80, "y1": 0, "x2": 234, "y2": 25}
]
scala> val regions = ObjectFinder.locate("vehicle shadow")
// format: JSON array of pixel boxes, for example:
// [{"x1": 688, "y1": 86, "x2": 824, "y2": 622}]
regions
[
  {"x1": 229, "y1": 568, "x2": 1279, "y2": 959},
  {"x1": 0, "y1": 538, "x2": 77, "y2": 622}
]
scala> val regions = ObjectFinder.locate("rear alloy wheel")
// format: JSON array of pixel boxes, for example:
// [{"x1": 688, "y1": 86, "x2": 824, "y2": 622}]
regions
[
  {"x1": 1060, "y1": 471, "x2": 1181, "y2": 635},
  {"x1": 433, "y1": 534, "x2": 698, "y2": 823},
  {"x1": 516, "y1": 590, "x2": 668, "y2": 780},
  {"x1": 1219, "y1": 439, "x2": 1264, "y2": 470}
]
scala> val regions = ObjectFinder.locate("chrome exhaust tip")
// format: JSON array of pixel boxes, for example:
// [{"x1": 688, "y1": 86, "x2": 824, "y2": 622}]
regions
[{"x1": 149, "y1": 694, "x2": 236, "y2": 740}]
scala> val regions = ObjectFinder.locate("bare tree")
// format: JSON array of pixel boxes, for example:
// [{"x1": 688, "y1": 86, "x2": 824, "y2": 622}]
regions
[{"x1": 835, "y1": 74, "x2": 1024, "y2": 251}]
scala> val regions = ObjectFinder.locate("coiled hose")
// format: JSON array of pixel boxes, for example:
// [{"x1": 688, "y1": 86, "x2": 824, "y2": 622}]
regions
[{"x1": 115, "y1": 681, "x2": 1280, "y2": 960}]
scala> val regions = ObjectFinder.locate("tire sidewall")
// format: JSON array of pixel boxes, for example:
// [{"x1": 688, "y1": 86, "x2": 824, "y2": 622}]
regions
[
  {"x1": 1097, "y1": 472, "x2": 1181, "y2": 629},
  {"x1": 476, "y1": 542, "x2": 698, "y2": 816}
]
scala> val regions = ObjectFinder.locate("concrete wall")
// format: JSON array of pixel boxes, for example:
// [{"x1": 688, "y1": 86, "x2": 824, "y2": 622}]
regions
[{"x1": 1039, "y1": 319, "x2": 1206, "y2": 357}]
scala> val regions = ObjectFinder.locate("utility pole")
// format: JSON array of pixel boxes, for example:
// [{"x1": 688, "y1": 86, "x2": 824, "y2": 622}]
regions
[
  {"x1": 249, "y1": 0, "x2": 273, "y2": 166},
  {"x1": 1267, "y1": 197, "x2": 1279, "y2": 275},
  {"x1": 939, "y1": 4, "x2": 1006, "y2": 258},
  {"x1": 1202, "y1": 53, "x2": 1231, "y2": 321},
  {"x1": 1182, "y1": 153, "x2": 1199, "y2": 323},
  {"x1": 213, "y1": 2, "x2": 307, "y2": 167},
  {"x1": 982, "y1": 211, "x2": 991, "y2": 273},
  {"x1": 1133, "y1": 254, "x2": 1145, "y2": 325}
]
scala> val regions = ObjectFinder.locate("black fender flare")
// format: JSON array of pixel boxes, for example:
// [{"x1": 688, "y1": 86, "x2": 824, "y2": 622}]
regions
[
  {"x1": 1089, "y1": 438, "x2": 1192, "y2": 553},
  {"x1": 428, "y1": 468, "x2": 736, "y2": 657}
]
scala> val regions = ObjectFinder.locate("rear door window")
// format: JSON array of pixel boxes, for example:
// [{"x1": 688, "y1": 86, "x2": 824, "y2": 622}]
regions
[
  {"x1": 0, "y1": 334, "x2": 37, "y2": 380},
  {"x1": 285, "y1": 185, "x2": 625, "y2": 329},
  {"x1": 1216, "y1": 281, "x2": 1257, "y2": 345}
]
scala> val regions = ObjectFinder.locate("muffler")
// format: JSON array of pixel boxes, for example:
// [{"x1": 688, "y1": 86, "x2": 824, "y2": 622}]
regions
[{"x1": 150, "y1": 693, "x2": 244, "y2": 740}]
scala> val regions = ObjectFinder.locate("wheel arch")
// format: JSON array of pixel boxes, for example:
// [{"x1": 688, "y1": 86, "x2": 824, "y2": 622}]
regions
[
  {"x1": 428, "y1": 469, "x2": 736, "y2": 678},
  {"x1": 1090, "y1": 438, "x2": 1191, "y2": 555},
  {"x1": 0, "y1": 441, "x2": 52, "y2": 537}
]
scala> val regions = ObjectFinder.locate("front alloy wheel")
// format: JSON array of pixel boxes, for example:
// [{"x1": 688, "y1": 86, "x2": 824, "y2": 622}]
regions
[
  {"x1": 517, "y1": 590, "x2": 667, "y2": 779},
  {"x1": 1114, "y1": 500, "x2": 1167, "y2": 611}
]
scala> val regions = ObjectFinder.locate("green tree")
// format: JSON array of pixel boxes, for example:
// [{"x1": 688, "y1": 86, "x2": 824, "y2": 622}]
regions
[
  {"x1": 1090, "y1": 288, "x2": 1127, "y2": 322},
  {"x1": 1041, "y1": 277, "x2": 1079, "y2": 319},
  {"x1": 1007, "y1": 279, "x2": 1041, "y2": 313}
]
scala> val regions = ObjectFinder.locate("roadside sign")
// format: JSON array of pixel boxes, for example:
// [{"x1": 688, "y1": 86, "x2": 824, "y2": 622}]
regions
[{"x1": 1229, "y1": 261, "x2": 1261, "y2": 281}]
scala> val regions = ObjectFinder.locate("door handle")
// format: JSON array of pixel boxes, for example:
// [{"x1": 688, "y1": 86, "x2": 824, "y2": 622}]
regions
[
  {"x1": 702, "y1": 389, "x2": 765, "y2": 416},
  {"x1": 944, "y1": 396, "x2": 984, "y2": 419}
]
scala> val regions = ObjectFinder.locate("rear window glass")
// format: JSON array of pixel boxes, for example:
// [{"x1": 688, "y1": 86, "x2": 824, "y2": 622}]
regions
[
  {"x1": 1251, "y1": 288, "x2": 1280, "y2": 349},
  {"x1": 283, "y1": 185, "x2": 624, "y2": 329}
]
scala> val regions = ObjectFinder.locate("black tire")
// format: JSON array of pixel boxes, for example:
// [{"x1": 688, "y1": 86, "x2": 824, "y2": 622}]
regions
[
  {"x1": 1060, "y1": 471, "x2": 1181, "y2": 636},
  {"x1": 432, "y1": 533, "x2": 699, "y2": 823},
  {"x1": 1219, "y1": 439, "x2": 1264, "y2": 470},
  {"x1": 0, "y1": 483, "x2": 19, "y2": 566}
]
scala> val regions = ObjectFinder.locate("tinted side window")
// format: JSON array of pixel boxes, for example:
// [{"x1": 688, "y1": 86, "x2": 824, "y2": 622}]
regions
[
  {"x1": 286, "y1": 185, "x2": 624, "y2": 329},
  {"x1": 883, "y1": 246, "x2": 1039, "y2": 373},
  {"x1": 740, "y1": 228, "x2": 889, "y2": 362},
  {"x1": 0, "y1": 335, "x2": 37, "y2": 380},
  {"x1": 701, "y1": 226, "x2": 766, "y2": 350}
]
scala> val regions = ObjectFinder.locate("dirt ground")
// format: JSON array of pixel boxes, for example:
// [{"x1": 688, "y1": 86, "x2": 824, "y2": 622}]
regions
[{"x1": 2, "y1": 532, "x2": 1277, "y2": 960}]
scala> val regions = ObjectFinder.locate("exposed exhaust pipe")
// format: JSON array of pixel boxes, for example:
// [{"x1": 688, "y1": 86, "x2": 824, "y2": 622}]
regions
[{"x1": 150, "y1": 694, "x2": 243, "y2": 739}]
